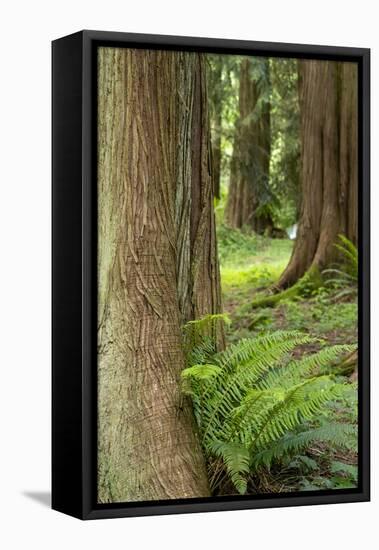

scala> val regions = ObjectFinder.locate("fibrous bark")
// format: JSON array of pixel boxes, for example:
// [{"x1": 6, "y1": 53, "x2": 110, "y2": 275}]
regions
[
  {"x1": 97, "y1": 47, "x2": 221, "y2": 503},
  {"x1": 278, "y1": 60, "x2": 358, "y2": 288},
  {"x1": 209, "y1": 57, "x2": 223, "y2": 199},
  {"x1": 225, "y1": 58, "x2": 272, "y2": 233}
]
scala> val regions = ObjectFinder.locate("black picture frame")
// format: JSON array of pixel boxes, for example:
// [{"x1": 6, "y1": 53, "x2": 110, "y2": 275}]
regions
[{"x1": 52, "y1": 30, "x2": 370, "y2": 520}]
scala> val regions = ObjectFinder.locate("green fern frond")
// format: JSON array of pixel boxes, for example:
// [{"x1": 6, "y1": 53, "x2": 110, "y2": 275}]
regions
[
  {"x1": 257, "y1": 344, "x2": 356, "y2": 390},
  {"x1": 208, "y1": 440, "x2": 250, "y2": 494},
  {"x1": 251, "y1": 423, "x2": 357, "y2": 469},
  {"x1": 324, "y1": 234, "x2": 358, "y2": 292},
  {"x1": 214, "y1": 331, "x2": 315, "y2": 373},
  {"x1": 184, "y1": 313, "x2": 232, "y2": 331},
  {"x1": 186, "y1": 336, "x2": 217, "y2": 367},
  {"x1": 251, "y1": 378, "x2": 346, "y2": 450},
  {"x1": 182, "y1": 320, "x2": 357, "y2": 495},
  {"x1": 183, "y1": 314, "x2": 230, "y2": 367},
  {"x1": 199, "y1": 332, "x2": 315, "y2": 443},
  {"x1": 181, "y1": 363, "x2": 222, "y2": 380},
  {"x1": 335, "y1": 234, "x2": 358, "y2": 271}
]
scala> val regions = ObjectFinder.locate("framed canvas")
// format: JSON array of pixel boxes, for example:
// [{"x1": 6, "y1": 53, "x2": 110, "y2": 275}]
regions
[{"x1": 52, "y1": 30, "x2": 370, "y2": 520}]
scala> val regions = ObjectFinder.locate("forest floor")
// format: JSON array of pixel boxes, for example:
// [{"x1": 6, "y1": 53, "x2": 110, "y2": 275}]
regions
[
  {"x1": 217, "y1": 227, "x2": 358, "y2": 493},
  {"x1": 219, "y1": 229, "x2": 357, "y2": 348}
]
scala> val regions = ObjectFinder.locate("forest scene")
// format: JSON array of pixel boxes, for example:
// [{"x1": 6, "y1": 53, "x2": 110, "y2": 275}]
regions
[{"x1": 97, "y1": 47, "x2": 358, "y2": 504}]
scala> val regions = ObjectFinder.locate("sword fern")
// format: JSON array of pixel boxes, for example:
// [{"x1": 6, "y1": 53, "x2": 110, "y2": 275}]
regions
[{"x1": 182, "y1": 315, "x2": 357, "y2": 494}]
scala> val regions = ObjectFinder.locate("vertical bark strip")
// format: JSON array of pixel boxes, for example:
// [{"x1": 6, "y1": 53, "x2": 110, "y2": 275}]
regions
[
  {"x1": 225, "y1": 58, "x2": 272, "y2": 233},
  {"x1": 190, "y1": 62, "x2": 223, "y2": 324},
  {"x1": 209, "y1": 58, "x2": 223, "y2": 199},
  {"x1": 278, "y1": 60, "x2": 358, "y2": 288},
  {"x1": 340, "y1": 63, "x2": 358, "y2": 245},
  {"x1": 97, "y1": 48, "x2": 220, "y2": 503}
]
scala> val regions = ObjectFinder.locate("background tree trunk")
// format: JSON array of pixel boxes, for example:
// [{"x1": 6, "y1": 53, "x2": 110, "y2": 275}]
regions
[
  {"x1": 225, "y1": 58, "x2": 272, "y2": 233},
  {"x1": 278, "y1": 60, "x2": 358, "y2": 288},
  {"x1": 209, "y1": 58, "x2": 223, "y2": 199},
  {"x1": 97, "y1": 47, "x2": 221, "y2": 503}
]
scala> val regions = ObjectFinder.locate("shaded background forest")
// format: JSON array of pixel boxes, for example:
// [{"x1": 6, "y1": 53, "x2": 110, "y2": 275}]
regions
[{"x1": 206, "y1": 55, "x2": 357, "y2": 347}]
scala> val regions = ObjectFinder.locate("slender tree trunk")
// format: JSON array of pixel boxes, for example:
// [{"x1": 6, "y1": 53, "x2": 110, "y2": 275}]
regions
[
  {"x1": 97, "y1": 48, "x2": 221, "y2": 503},
  {"x1": 278, "y1": 60, "x2": 358, "y2": 288},
  {"x1": 225, "y1": 58, "x2": 272, "y2": 233}
]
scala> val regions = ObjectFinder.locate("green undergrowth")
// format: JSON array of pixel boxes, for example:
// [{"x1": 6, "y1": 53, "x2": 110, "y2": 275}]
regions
[
  {"x1": 215, "y1": 228, "x2": 358, "y2": 494},
  {"x1": 220, "y1": 230, "x2": 357, "y2": 347},
  {"x1": 220, "y1": 230, "x2": 292, "y2": 336},
  {"x1": 246, "y1": 290, "x2": 357, "y2": 346},
  {"x1": 182, "y1": 315, "x2": 358, "y2": 496},
  {"x1": 250, "y1": 266, "x2": 323, "y2": 309},
  {"x1": 218, "y1": 224, "x2": 293, "y2": 270}
]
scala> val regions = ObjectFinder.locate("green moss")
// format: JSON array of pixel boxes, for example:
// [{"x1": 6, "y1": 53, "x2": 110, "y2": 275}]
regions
[{"x1": 251, "y1": 266, "x2": 323, "y2": 309}]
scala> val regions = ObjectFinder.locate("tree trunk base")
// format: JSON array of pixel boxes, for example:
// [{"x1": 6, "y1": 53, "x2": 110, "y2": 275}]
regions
[{"x1": 251, "y1": 267, "x2": 322, "y2": 309}]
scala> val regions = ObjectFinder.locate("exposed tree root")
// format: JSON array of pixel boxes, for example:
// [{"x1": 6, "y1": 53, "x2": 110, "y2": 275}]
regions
[{"x1": 251, "y1": 266, "x2": 323, "y2": 309}]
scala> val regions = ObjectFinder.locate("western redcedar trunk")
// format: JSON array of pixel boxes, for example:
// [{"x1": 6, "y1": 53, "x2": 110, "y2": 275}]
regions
[
  {"x1": 225, "y1": 58, "x2": 272, "y2": 233},
  {"x1": 97, "y1": 47, "x2": 221, "y2": 503},
  {"x1": 278, "y1": 60, "x2": 358, "y2": 288},
  {"x1": 209, "y1": 58, "x2": 223, "y2": 199}
]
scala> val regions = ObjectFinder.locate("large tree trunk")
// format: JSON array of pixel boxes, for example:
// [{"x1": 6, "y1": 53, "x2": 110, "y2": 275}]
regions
[
  {"x1": 97, "y1": 47, "x2": 221, "y2": 503},
  {"x1": 278, "y1": 60, "x2": 358, "y2": 288},
  {"x1": 209, "y1": 58, "x2": 223, "y2": 199},
  {"x1": 225, "y1": 58, "x2": 272, "y2": 233}
]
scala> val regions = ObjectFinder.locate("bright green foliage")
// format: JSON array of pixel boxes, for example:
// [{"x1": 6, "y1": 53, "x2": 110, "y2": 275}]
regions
[
  {"x1": 182, "y1": 317, "x2": 357, "y2": 495},
  {"x1": 183, "y1": 313, "x2": 230, "y2": 364},
  {"x1": 217, "y1": 224, "x2": 260, "y2": 265},
  {"x1": 335, "y1": 235, "x2": 358, "y2": 279},
  {"x1": 282, "y1": 292, "x2": 357, "y2": 339},
  {"x1": 182, "y1": 363, "x2": 222, "y2": 381},
  {"x1": 217, "y1": 225, "x2": 292, "y2": 270},
  {"x1": 209, "y1": 441, "x2": 250, "y2": 494},
  {"x1": 184, "y1": 312, "x2": 231, "y2": 332},
  {"x1": 324, "y1": 235, "x2": 358, "y2": 299},
  {"x1": 251, "y1": 265, "x2": 323, "y2": 309},
  {"x1": 252, "y1": 422, "x2": 356, "y2": 470}
]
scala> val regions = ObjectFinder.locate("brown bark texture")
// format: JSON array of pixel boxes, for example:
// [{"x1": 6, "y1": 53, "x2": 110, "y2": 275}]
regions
[
  {"x1": 209, "y1": 58, "x2": 223, "y2": 199},
  {"x1": 225, "y1": 58, "x2": 272, "y2": 233},
  {"x1": 97, "y1": 47, "x2": 221, "y2": 503},
  {"x1": 278, "y1": 60, "x2": 358, "y2": 288}
]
